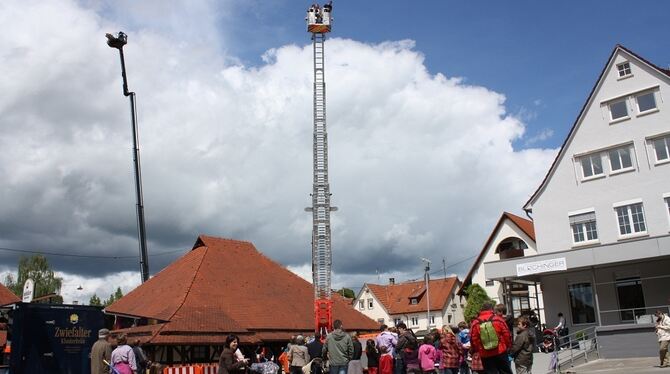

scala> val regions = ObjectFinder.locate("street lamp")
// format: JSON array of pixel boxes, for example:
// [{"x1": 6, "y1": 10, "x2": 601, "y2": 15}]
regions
[
  {"x1": 106, "y1": 31, "x2": 150, "y2": 283},
  {"x1": 421, "y1": 257, "x2": 431, "y2": 329}
]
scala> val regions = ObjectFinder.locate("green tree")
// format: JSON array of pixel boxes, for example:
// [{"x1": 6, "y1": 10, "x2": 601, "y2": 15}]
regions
[
  {"x1": 463, "y1": 283, "x2": 493, "y2": 322},
  {"x1": 89, "y1": 294, "x2": 102, "y2": 306},
  {"x1": 103, "y1": 287, "x2": 124, "y2": 306},
  {"x1": 336, "y1": 288, "x2": 355, "y2": 299},
  {"x1": 4, "y1": 255, "x2": 63, "y2": 303}
]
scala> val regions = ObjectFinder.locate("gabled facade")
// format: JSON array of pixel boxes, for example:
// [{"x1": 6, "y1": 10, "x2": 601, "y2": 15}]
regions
[
  {"x1": 484, "y1": 46, "x2": 670, "y2": 357},
  {"x1": 353, "y1": 277, "x2": 463, "y2": 333},
  {"x1": 458, "y1": 212, "x2": 544, "y2": 321}
]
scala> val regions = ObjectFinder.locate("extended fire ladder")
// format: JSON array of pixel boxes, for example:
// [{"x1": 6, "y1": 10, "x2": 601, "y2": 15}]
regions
[{"x1": 305, "y1": 2, "x2": 336, "y2": 336}]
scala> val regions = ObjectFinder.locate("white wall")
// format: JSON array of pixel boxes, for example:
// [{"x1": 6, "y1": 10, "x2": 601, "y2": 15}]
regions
[
  {"x1": 353, "y1": 286, "x2": 391, "y2": 325},
  {"x1": 532, "y1": 49, "x2": 670, "y2": 253}
]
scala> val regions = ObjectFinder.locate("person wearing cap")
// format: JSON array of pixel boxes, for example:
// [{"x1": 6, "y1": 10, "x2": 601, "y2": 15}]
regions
[
  {"x1": 289, "y1": 335, "x2": 310, "y2": 374},
  {"x1": 91, "y1": 328, "x2": 113, "y2": 374}
]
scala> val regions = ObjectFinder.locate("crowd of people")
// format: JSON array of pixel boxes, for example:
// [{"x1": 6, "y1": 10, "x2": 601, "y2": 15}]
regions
[
  {"x1": 91, "y1": 307, "x2": 670, "y2": 374},
  {"x1": 90, "y1": 329, "x2": 155, "y2": 374}
]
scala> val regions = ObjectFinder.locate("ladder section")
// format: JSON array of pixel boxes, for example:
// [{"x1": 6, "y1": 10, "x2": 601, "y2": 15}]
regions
[{"x1": 311, "y1": 33, "x2": 332, "y2": 300}]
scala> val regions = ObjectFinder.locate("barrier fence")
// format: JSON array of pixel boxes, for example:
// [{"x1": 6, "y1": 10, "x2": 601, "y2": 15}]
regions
[{"x1": 163, "y1": 364, "x2": 219, "y2": 374}]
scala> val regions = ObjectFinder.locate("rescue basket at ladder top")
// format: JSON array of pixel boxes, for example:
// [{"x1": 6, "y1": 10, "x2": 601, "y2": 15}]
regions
[{"x1": 306, "y1": 2, "x2": 332, "y2": 33}]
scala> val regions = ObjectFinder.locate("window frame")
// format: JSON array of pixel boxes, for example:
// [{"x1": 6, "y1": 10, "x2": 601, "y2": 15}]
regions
[
  {"x1": 650, "y1": 135, "x2": 670, "y2": 165},
  {"x1": 367, "y1": 298, "x2": 374, "y2": 309},
  {"x1": 410, "y1": 316, "x2": 419, "y2": 327},
  {"x1": 568, "y1": 282, "x2": 596, "y2": 325},
  {"x1": 569, "y1": 211, "x2": 599, "y2": 246},
  {"x1": 485, "y1": 280, "x2": 494, "y2": 287},
  {"x1": 608, "y1": 99, "x2": 630, "y2": 123},
  {"x1": 359, "y1": 300, "x2": 364, "y2": 310},
  {"x1": 616, "y1": 62, "x2": 632, "y2": 79},
  {"x1": 635, "y1": 91, "x2": 658, "y2": 115},
  {"x1": 663, "y1": 193, "x2": 670, "y2": 230},
  {"x1": 613, "y1": 201, "x2": 647, "y2": 238},
  {"x1": 580, "y1": 153, "x2": 604, "y2": 180},
  {"x1": 607, "y1": 145, "x2": 634, "y2": 174}
]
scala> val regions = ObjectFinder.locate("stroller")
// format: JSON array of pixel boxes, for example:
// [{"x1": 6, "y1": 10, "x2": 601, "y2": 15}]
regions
[{"x1": 540, "y1": 328, "x2": 559, "y2": 353}]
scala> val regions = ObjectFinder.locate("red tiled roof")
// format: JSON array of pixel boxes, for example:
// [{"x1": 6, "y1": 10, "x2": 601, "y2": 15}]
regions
[
  {"x1": 107, "y1": 235, "x2": 378, "y2": 345},
  {"x1": 457, "y1": 212, "x2": 535, "y2": 295},
  {"x1": 524, "y1": 45, "x2": 670, "y2": 211},
  {"x1": 366, "y1": 277, "x2": 459, "y2": 315},
  {"x1": 0, "y1": 283, "x2": 19, "y2": 306}
]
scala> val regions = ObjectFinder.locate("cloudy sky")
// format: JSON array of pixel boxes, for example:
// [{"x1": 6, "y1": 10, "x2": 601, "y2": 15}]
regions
[{"x1": 1, "y1": 0, "x2": 669, "y2": 304}]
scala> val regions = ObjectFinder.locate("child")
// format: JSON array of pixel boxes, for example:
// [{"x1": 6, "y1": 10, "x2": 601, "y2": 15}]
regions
[
  {"x1": 419, "y1": 334, "x2": 438, "y2": 374},
  {"x1": 457, "y1": 322, "x2": 471, "y2": 374},
  {"x1": 366, "y1": 339, "x2": 380, "y2": 374},
  {"x1": 379, "y1": 345, "x2": 394, "y2": 374},
  {"x1": 510, "y1": 316, "x2": 535, "y2": 374}
]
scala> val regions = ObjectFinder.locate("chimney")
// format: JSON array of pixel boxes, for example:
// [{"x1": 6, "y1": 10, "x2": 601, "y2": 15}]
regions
[{"x1": 389, "y1": 278, "x2": 395, "y2": 285}]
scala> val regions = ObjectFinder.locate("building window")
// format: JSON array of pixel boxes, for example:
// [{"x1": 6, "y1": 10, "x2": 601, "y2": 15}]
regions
[
  {"x1": 429, "y1": 315, "x2": 435, "y2": 325},
  {"x1": 410, "y1": 317, "x2": 419, "y2": 326},
  {"x1": 636, "y1": 91, "x2": 657, "y2": 113},
  {"x1": 652, "y1": 136, "x2": 670, "y2": 163},
  {"x1": 410, "y1": 298, "x2": 418, "y2": 305},
  {"x1": 568, "y1": 283, "x2": 596, "y2": 324},
  {"x1": 666, "y1": 197, "x2": 670, "y2": 224},
  {"x1": 448, "y1": 315, "x2": 453, "y2": 324},
  {"x1": 485, "y1": 280, "x2": 494, "y2": 287},
  {"x1": 570, "y1": 212, "x2": 598, "y2": 243},
  {"x1": 368, "y1": 298, "x2": 374, "y2": 309},
  {"x1": 615, "y1": 203, "x2": 646, "y2": 236},
  {"x1": 609, "y1": 99, "x2": 629, "y2": 121},
  {"x1": 580, "y1": 154, "x2": 603, "y2": 179},
  {"x1": 359, "y1": 300, "x2": 364, "y2": 310},
  {"x1": 616, "y1": 277, "x2": 646, "y2": 321},
  {"x1": 608, "y1": 146, "x2": 633, "y2": 172},
  {"x1": 377, "y1": 318, "x2": 385, "y2": 324},
  {"x1": 394, "y1": 318, "x2": 403, "y2": 326},
  {"x1": 616, "y1": 62, "x2": 632, "y2": 78}
]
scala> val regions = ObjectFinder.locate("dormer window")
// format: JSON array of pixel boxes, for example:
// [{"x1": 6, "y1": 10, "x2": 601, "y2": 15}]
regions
[
  {"x1": 410, "y1": 298, "x2": 418, "y2": 305},
  {"x1": 617, "y1": 62, "x2": 632, "y2": 78}
]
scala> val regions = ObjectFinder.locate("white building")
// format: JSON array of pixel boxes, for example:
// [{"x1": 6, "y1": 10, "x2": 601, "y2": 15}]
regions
[
  {"x1": 353, "y1": 277, "x2": 464, "y2": 334},
  {"x1": 458, "y1": 212, "x2": 545, "y2": 323},
  {"x1": 484, "y1": 45, "x2": 670, "y2": 358}
]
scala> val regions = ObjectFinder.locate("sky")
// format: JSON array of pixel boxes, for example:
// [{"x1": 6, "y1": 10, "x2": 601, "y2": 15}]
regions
[{"x1": 1, "y1": 0, "x2": 669, "y2": 304}]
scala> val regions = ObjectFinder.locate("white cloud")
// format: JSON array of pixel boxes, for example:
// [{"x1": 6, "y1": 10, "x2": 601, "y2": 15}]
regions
[
  {"x1": 0, "y1": 0, "x2": 557, "y2": 298},
  {"x1": 524, "y1": 128, "x2": 555, "y2": 146}
]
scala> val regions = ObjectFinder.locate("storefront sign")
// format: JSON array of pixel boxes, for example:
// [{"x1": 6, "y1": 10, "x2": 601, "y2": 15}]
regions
[
  {"x1": 22, "y1": 278, "x2": 34, "y2": 303},
  {"x1": 516, "y1": 257, "x2": 567, "y2": 276}
]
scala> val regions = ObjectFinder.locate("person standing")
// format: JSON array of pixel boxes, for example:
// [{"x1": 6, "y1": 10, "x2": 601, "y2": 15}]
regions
[
  {"x1": 349, "y1": 332, "x2": 364, "y2": 374},
  {"x1": 91, "y1": 328, "x2": 113, "y2": 374},
  {"x1": 366, "y1": 340, "x2": 380, "y2": 374},
  {"x1": 456, "y1": 322, "x2": 471, "y2": 374},
  {"x1": 376, "y1": 325, "x2": 398, "y2": 358},
  {"x1": 396, "y1": 323, "x2": 418, "y2": 374},
  {"x1": 418, "y1": 333, "x2": 439, "y2": 374},
  {"x1": 655, "y1": 310, "x2": 670, "y2": 368},
  {"x1": 438, "y1": 327, "x2": 462, "y2": 374},
  {"x1": 218, "y1": 335, "x2": 250, "y2": 374},
  {"x1": 322, "y1": 319, "x2": 353, "y2": 374},
  {"x1": 307, "y1": 334, "x2": 324, "y2": 374},
  {"x1": 289, "y1": 336, "x2": 310, "y2": 374},
  {"x1": 470, "y1": 303, "x2": 512, "y2": 374},
  {"x1": 510, "y1": 317, "x2": 534, "y2": 374},
  {"x1": 379, "y1": 346, "x2": 394, "y2": 374},
  {"x1": 131, "y1": 339, "x2": 149, "y2": 374},
  {"x1": 554, "y1": 313, "x2": 567, "y2": 349},
  {"x1": 110, "y1": 333, "x2": 137, "y2": 374}
]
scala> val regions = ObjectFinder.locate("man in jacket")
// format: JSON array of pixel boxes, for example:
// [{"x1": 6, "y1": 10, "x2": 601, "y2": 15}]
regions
[
  {"x1": 655, "y1": 310, "x2": 670, "y2": 367},
  {"x1": 323, "y1": 319, "x2": 353, "y2": 374},
  {"x1": 510, "y1": 316, "x2": 534, "y2": 374},
  {"x1": 376, "y1": 325, "x2": 398, "y2": 357},
  {"x1": 395, "y1": 323, "x2": 417, "y2": 374},
  {"x1": 470, "y1": 303, "x2": 512, "y2": 374},
  {"x1": 307, "y1": 334, "x2": 324, "y2": 374},
  {"x1": 90, "y1": 328, "x2": 113, "y2": 374}
]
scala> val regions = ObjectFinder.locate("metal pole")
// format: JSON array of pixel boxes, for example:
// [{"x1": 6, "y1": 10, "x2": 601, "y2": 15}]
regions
[
  {"x1": 107, "y1": 32, "x2": 150, "y2": 283},
  {"x1": 422, "y1": 258, "x2": 431, "y2": 329}
]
